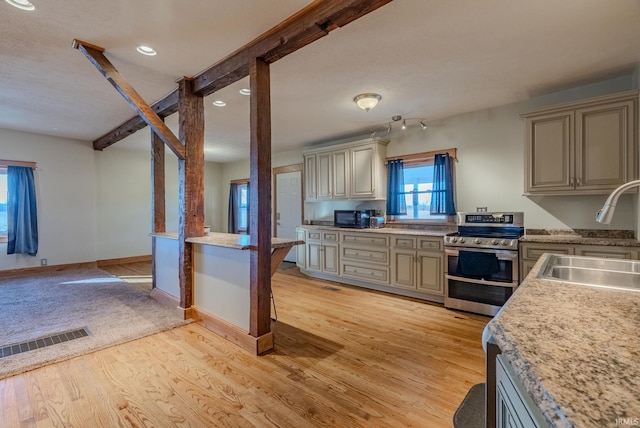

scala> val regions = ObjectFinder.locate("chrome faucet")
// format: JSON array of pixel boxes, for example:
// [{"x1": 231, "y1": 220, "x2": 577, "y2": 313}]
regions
[{"x1": 596, "y1": 179, "x2": 640, "y2": 224}]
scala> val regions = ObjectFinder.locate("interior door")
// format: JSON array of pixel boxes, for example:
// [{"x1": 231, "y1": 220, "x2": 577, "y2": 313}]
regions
[{"x1": 276, "y1": 170, "x2": 302, "y2": 262}]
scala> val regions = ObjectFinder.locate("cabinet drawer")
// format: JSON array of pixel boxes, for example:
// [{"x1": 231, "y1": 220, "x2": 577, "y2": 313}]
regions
[
  {"x1": 392, "y1": 236, "x2": 416, "y2": 249},
  {"x1": 575, "y1": 246, "x2": 638, "y2": 260},
  {"x1": 418, "y1": 238, "x2": 443, "y2": 251},
  {"x1": 521, "y1": 244, "x2": 574, "y2": 260},
  {"x1": 307, "y1": 231, "x2": 321, "y2": 240},
  {"x1": 322, "y1": 231, "x2": 339, "y2": 242},
  {"x1": 341, "y1": 263, "x2": 389, "y2": 284},
  {"x1": 341, "y1": 233, "x2": 389, "y2": 246},
  {"x1": 341, "y1": 246, "x2": 389, "y2": 264}
]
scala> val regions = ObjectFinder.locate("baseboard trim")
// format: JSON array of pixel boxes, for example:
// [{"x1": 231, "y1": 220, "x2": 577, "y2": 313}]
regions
[
  {"x1": 0, "y1": 261, "x2": 97, "y2": 278},
  {"x1": 191, "y1": 306, "x2": 273, "y2": 355},
  {"x1": 148, "y1": 288, "x2": 184, "y2": 319},
  {"x1": 97, "y1": 255, "x2": 152, "y2": 267}
]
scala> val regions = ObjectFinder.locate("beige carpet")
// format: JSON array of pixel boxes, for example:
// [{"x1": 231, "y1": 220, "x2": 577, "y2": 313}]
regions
[{"x1": 0, "y1": 267, "x2": 188, "y2": 379}]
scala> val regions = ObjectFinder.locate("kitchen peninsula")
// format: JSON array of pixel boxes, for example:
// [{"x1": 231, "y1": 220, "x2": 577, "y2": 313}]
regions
[
  {"x1": 151, "y1": 232, "x2": 303, "y2": 354},
  {"x1": 486, "y1": 253, "x2": 640, "y2": 427}
]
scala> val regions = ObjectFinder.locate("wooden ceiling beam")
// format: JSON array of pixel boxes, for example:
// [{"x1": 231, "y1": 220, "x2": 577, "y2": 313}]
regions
[
  {"x1": 72, "y1": 39, "x2": 185, "y2": 159},
  {"x1": 93, "y1": 89, "x2": 179, "y2": 151},
  {"x1": 91, "y1": 0, "x2": 392, "y2": 150}
]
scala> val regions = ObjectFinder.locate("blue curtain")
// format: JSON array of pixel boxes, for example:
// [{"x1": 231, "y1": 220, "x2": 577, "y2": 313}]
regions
[
  {"x1": 430, "y1": 153, "x2": 456, "y2": 216},
  {"x1": 228, "y1": 183, "x2": 239, "y2": 233},
  {"x1": 386, "y1": 160, "x2": 407, "y2": 215},
  {"x1": 7, "y1": 166, "x2": 38, "y2": 256}
]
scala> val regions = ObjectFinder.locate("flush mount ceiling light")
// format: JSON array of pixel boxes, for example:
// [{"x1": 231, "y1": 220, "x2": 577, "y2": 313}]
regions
[
  {"x1": 212, "y1": 100, "x2": 226, "y2": 107},
  {"x1": 239, "y1": 88, "x2": 251, "y2": 96},
  {"x1": 136, "y1": 45, "x2": 157, "y2": 56},
  {"x1": 369, "y1": 115, "x2": 428, "y2": 137},
  {"x1": 353, "y1": 93, "x2": 382, "y2": 112},
  {"x1": 5, "y1": 0, "x2": 35, "y2": 10}
]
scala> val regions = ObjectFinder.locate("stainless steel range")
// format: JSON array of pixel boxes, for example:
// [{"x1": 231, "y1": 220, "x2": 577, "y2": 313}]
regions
[{"x1": 444, "y1": 212, "x2": 524, "y2": 316}]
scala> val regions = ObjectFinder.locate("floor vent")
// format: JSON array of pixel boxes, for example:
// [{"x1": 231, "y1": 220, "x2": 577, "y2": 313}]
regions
[
  {"x1": 0, "y1": 327, "x2": 90, "y2": 359},
  {"x1": 323, "y1": 285, "x2": 341, "y2": 291}
]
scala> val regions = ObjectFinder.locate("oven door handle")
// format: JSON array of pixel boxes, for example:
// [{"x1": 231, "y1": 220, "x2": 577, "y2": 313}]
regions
[
  {"x1": 445, "y1": 274, "x2": 517, "y2": 288},
  {"x1": 445, "y1": 248, "x2": 519, "y2": 261}
]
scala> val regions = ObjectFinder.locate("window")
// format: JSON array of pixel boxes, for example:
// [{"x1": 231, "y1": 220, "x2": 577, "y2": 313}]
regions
[
  {"x1": 0, "y1": 168, "x2": 6, "y2": 239},
  {"x1": 237, "y1": 182, "x2": 248, "y2": 232},
  {"x1": 395, "y1": 163, "x2": 446, "y2": 221}
]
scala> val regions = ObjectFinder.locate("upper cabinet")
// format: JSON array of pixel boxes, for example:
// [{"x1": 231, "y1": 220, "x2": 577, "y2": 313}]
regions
[
  {"x1": 522, "y1": 91, "x2": 638, "y2": 195},
  {"x1": 303, "y1": 138, "x2": 388, "y2": 201}
]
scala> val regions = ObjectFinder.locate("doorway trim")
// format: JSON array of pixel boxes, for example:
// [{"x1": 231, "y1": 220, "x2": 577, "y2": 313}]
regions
[{"x1": 273, "y1": 163, "x2": 304, "y2": 237}]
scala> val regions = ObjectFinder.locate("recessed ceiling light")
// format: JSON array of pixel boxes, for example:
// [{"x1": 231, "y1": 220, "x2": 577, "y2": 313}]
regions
[
  {"x1": 136, "y1": 45, "x2": 157, "y2": 56},
  {"x1": 212, "y1": 100, "x2": 226, "y2": 107},
  {"x1": 239, "y1": 88, "x2": 251, "y2": 96},
  {"x1": 5, "y1": 0, "x2": 35, "y2": 11}
]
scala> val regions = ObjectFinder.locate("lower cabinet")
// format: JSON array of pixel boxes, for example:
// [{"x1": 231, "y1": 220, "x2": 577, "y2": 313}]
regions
[
  {"x1": 295, "y1": 228, "x2": 306, "y2": 270},
  {"x1": 300, "y1": 229, "x2": 445, "y2": 302},
  {"x1": 340, "y1": 243, "x2": 390, "y2": 285},
  {"x1": 520, "y1": 242, "x2": 640, "y2": 280},
  {"x1": 306, "y1": 230, "x2": 339, "y2": 274},
  {"x1": 391, "y1": 236, "x2": 444, "y2": 296},
  {"x1": 496, "y1": 355, "x2": 547, "y2": 428}
]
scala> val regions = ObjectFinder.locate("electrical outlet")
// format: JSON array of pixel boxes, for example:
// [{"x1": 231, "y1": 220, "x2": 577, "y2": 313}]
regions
[{"x1": 40, "y1": 259, "x2": 47, "y2": 266}]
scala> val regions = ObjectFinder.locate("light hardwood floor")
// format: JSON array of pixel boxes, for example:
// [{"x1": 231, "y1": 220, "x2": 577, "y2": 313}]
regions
[{"x1": 0, "y1": 262, "x2": 489, "y2": 427}]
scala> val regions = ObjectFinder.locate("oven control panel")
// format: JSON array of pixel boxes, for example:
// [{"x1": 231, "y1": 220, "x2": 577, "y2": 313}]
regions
[{"x1": 444, "y1": 236, "x2": 519, "y2": 250}]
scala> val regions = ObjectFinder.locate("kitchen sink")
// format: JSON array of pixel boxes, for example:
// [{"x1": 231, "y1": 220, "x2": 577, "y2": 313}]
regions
[{"x1": 537, "y1": 254, "x2": 640, "y2": 292}]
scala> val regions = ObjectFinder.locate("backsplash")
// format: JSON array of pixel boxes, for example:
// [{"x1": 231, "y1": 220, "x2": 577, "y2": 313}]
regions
[{"x1": 525, "y1": 228, "x2": 635, "y2": 239}]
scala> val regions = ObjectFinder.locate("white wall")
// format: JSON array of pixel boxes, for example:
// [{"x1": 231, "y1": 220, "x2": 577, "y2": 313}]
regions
[
  {"x1": 220, "y1": 148, "x2": 304, "y2": 231},
  {"x1": 224, "y1": 74, "x2": 639, "y2": 232},
  {"x1": 0, "y1": 129, "x2": 97, "y2": 270},
  {"x1": 0, "y1": 129, "x2": 224, "y2": 270},
  {"x1": 386, "y1": 74, "x2": 638, "y2": 231},
  {"x1": 95, "y1": 147, "x2": 224, "y2": 260}
]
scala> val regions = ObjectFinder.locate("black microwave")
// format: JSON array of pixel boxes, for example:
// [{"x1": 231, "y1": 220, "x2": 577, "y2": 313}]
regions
[{"x1": 334, "y1": 210, "x2": 371, "y2": 229}]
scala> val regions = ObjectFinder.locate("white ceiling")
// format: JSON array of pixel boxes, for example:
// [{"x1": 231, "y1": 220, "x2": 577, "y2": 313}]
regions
[{"x1": 2, "y1": 0, "x2": 640, "y2": 163}]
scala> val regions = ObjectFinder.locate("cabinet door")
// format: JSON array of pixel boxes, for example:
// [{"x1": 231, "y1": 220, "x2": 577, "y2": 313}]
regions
[
  {"x1": 350, "y1": 144, "x2": 377, "y2": 198},
  {"x1": 296, "y1": 229, "x2": 306, "y2": 269},
  {"x1": 323, "y1": 243, "x2": 339, "y2": 274},
  {"x1": 575, "y1": 99, "x2": 636, "y2": 191},
  {"x1": 332, "y1": 149, "x2": 349, "y2": 199},
  {"x1": 304, "y1": 154, "x2": 317, "y2": 201},
  {"x1": 496, "y1": 355, "x2": 545, "y2": 428},
  {"x1": 520, "y1": 259, "x2": 538, "y2": 281},
  {"x1": 416, "y1": 251, "x2": 443, "y2": 295},
  {"x1": 306, "y1": 242, "x2": 322, "y2": 272},
  {"x1": 524, "y1": 111, "x2": 574, "y2": 193},
  {"x1": 391, "y1": 250, "x2": 416, "y2": 289},
  {"x1": 316, "y1": 152, "x2": 333, "y2": 199}
]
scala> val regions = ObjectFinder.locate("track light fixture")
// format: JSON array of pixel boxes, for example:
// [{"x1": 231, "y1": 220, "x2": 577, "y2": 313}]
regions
[{"x1": 368, "y1": 115, "x2": 428, "y2": 137}]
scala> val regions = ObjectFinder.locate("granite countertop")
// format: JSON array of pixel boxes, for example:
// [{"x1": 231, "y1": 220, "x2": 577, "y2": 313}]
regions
[
  {"x1": 520, "y1": 234, "x2": 640, "y2": 247},
  {"x1": 297, "y1": 224, "x2": 452, "y2": 237},
  {"x1": 487, "y1": 253, "x2": 640, "y2": 427},
  {"x1": 152, "y1": 232, "x2": 303, "y2": 250}
]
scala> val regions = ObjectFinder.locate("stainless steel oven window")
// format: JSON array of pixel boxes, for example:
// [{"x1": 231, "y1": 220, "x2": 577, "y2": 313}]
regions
[{"x1": 445, "y1": 248, "x2": 518, "y2": 284}]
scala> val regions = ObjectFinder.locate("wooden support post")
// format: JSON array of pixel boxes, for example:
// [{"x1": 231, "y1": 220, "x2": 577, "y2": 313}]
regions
[
  {"x1": 249, "y1": 58, "x2": 272, "y2": 340},
  {"x1": 177, "y1": 77, "x2": 205, "y2": 312},
  {"x1": 151, "y1": 130, "x2": 165, "y2": 290}
]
